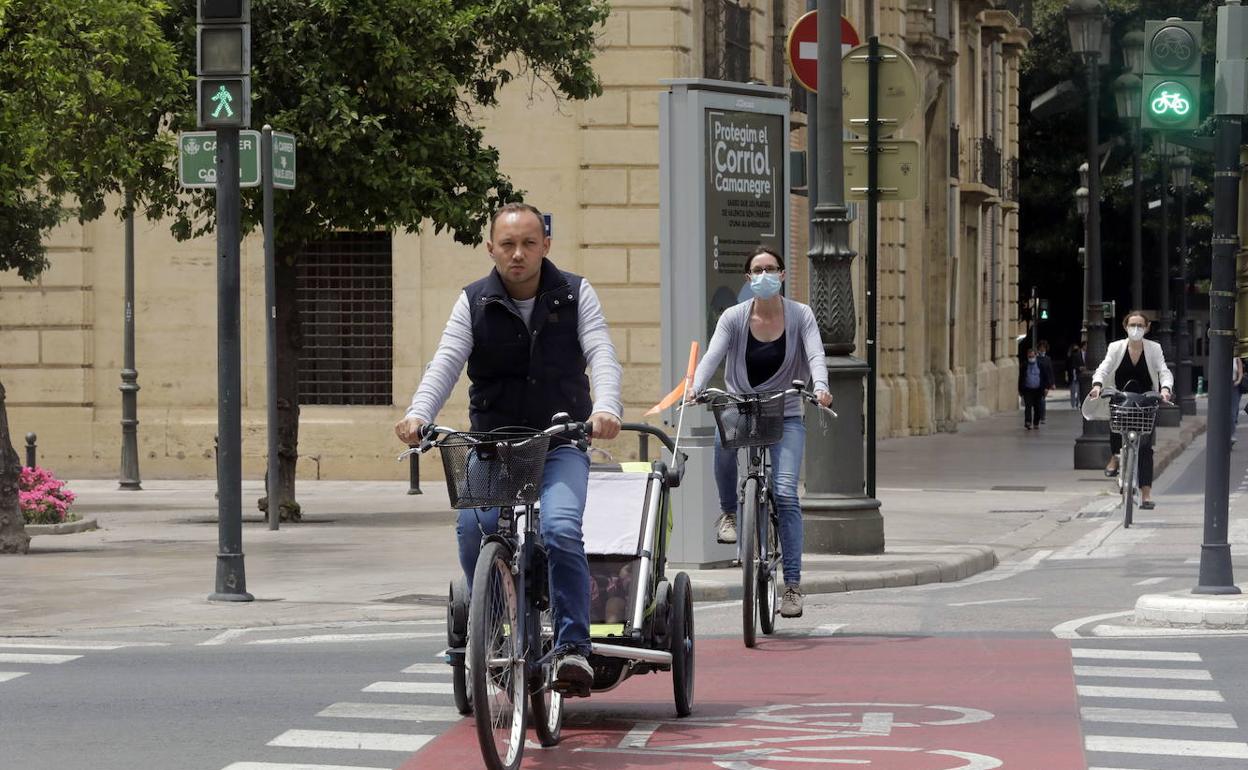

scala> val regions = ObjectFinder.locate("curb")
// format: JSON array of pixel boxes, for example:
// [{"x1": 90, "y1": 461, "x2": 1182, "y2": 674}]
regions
[
  {"x1": 689, "y1": 546, "x2": 998, "y2": 601},
  {"x1": 26, "y1": 518, "x2": 99, "y2": 536},
  {"x1": 1153, "y1": 416, "x2": 1208, "y2": 481},
  {"x1": 1135, "y1": 589, "x2": 1248, "y2": 628}
]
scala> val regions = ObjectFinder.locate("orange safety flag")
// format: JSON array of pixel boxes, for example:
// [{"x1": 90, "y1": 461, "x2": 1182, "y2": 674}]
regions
[{"x1": 644, "y1": 341, "x2": 699, "y2": 416}]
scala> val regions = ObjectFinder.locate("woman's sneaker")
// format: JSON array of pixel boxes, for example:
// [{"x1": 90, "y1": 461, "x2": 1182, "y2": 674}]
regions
[
  {"x1": 715, "y1": 512, "x2": 737, "y2": 544},
  {"x1": 780, "y1": 584, "x2": 804, "y2": 618}
]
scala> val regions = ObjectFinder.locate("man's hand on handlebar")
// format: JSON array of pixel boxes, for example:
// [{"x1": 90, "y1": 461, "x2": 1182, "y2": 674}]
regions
[
  {"x1": 589, "y1": 411, "x2": 622, "y2": 441},
  {"x1": 394, "y1": 415, "x2": 426, "y2": 445}
]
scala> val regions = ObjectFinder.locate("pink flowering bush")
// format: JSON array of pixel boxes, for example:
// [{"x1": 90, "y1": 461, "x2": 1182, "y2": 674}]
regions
[{"x1": 18, "y1": 466, "x2": 77, "y2": 525}]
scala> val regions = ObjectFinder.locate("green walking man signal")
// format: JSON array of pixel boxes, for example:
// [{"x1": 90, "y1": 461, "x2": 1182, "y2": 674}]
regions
[
  {"x1": 211, "y1": 85, "x2": 234, "y2": 118},
  {"x1": 196, "y1": 0, "x2": 250, "y2": 128},
  {"x1": 1140, "y1": 18, "x2": 1202, "y2": 131}
]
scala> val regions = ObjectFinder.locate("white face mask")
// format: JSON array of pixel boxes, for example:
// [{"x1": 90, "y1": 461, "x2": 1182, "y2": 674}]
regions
[{"x1": 1127, "y1": 326, "x2": 1145, "y2": 342}]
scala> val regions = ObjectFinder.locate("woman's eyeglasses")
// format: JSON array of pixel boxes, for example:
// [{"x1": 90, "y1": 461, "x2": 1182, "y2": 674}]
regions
[{"x1": 748, "y1": 266, "x2": 781, "y2": 275}]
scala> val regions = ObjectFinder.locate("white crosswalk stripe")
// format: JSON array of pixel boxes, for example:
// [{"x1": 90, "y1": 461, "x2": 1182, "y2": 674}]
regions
[
  {"x1": 318, "y1": 702, "x2": 462, "y2": 722},
  {"x1": 0, "y1": 652, "x2": 82, "y2": 665},
  {"x1": 0, "y1": 671, "x2": 28, "y2": 683},
  {"x1": 268, "y1": 729, "x2": 434, "y2": 752},
  {"x1": 223, "y1": 764, "x2": 390, "y2": 770},
  {"x1": 361, "y1": 680, "x2": 454, "y2": 695},
  {"x1": 1078, "y1": 646, "x2": 1241, "y2": 768}
]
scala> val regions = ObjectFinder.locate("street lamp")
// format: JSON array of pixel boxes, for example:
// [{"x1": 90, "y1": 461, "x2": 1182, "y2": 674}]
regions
[
  {"x1": 1171, "y1": 152, "x2": 1196, "y2": 416},
  {"x1": 1113, "y1": 71, "x2": 1144, "y2": 309},
  {"x1": 1068, "y1": 0, "x2": 1110, "y2": 469},
  {"x1": 1075, "y1": 185, "x2": 1090, "y2": 338},
  {"x1": 1122, "y1": 29, "x2": 1145, "y2": 75}
]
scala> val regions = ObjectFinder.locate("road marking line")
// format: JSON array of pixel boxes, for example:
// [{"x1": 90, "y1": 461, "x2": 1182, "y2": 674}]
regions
[
  {"x1": 1072, "y1": 649, "x2": 1202, "y2": 662},
  {"x1": 948, "y1": 597, "x2": 1039, "y2": 607},
  {"x1": 810, "y1": 624, "x2": 845, "y2": 636},
  {"x1": 1133, "y1": 577, "x2": 1170, "y2": 586},
  {"x1": 267, "y1": 729, "x2": 433, "y2": 752},
  {"x1": 247, "y1": 632, "x2": 442, "y2": 645},
  {"x1": 400, "y1": 663, "x2": 449, "y2": 675},
  {"x1": 1081, "y1": 706, "x2": 1238, "y2": 729},
  {"x1": 222, "y1": 758, "x2": 389, "y2": 763},
  {"x1": 200, "y1": 628, "x2": 250, "y2": 646},
  {"x1": 362, "y1": 681, "x2": 454, "y2": 695},
  {"x1": 317, "y1": 702, "x2": 463, "y2": 722},
  {"x1": 1052, "y1": 610, "x2": 1133, "y2": 639},
  {"x1": 694, "y1": 600, "x2": 740, "y2": 612},
  {"x1": 619, "y1": 721, "x2": 661, "y2": 749},
  {"x1": 0, "y1": 652, "x2": 82, "y2": 665},
  {"x1": 0, "y1": 641, "x2": 130, "y2": 651},
  {"x1": 1077, "y1": 685, "x2": 1224, "y2": 702},
  {"x1": 200, "y1": 619, "x2": 443, "y2": 646},
  {"x1": 1085, "y1": 735, "x2": 1248, "y2": 759},
  {"x1": 916, "y1": 549, "x2": 1051, "y2": 590},
  {"x1": 1074, "y1": 665, "x2": 1212, "y2": 680},
  {"x1": 0, "y1": 672, "x2": 28, "y2": 683}
]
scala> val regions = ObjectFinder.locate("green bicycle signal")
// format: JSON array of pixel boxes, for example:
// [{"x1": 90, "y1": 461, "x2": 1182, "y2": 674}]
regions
[{"x1": 1147, "y1": 80, "x2": 1194, "y2": 125}]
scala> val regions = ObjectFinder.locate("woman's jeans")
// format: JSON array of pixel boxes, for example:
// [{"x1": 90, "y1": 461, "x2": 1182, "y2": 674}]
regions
[
  {"x1": 456, "y1": 444, "x2": 591, "y2": 655},
  {"x1": 714, "y1": 415, "x2": 806, "y2": 586}
]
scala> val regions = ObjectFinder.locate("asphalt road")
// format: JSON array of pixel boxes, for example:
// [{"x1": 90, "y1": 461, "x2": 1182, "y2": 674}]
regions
[{"x1": 3, "y1": 434, "x2": 1247, "y2": 770}]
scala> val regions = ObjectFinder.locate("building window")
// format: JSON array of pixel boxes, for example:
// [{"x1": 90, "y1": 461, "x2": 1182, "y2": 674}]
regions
[
  {"x1": 297, "y1": 232, "x2": 393, "y2": 406},
  {"x1": 705, "y1": 0, "x2": 751, "y2": 82}
]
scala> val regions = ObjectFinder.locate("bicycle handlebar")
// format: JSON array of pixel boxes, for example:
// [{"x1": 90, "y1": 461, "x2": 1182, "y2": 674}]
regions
[
  {"x1": 399, "y1": 420, "x2": 592, "y2": 461},
  {"x1": 693, "y1": 381, "x2": 838, "y2": 418}
]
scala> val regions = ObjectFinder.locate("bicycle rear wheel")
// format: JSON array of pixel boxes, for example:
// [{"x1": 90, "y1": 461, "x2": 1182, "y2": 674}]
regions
[
  {"x1": 469, "y1": 541, "x2": 527, "y2": 770},
  {"x1": 739, "y1": 477, "x2": 759, "y2": 648},
  {"x1": 1121, "y1": 442, "x2": 1136, "y2": 529},
  {"x1": 758, "y1": 500, "x2": 779, "y2": 635},
  {"x1": 530, "y1": 608, "x2": 563, "y2": 747}
]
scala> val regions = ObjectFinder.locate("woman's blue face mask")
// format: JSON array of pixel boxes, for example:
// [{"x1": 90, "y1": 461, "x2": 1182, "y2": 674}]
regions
[{"x1": 749, "y1": 271, "x2": 782, "y2": 299}]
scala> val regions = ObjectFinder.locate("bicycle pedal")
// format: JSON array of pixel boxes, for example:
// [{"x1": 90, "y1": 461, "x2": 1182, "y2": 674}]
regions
[{"x1": 550, "y1": 680, "x2": 592, "y2": 698}]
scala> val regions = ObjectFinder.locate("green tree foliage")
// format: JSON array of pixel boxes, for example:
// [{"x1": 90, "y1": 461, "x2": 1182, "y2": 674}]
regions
[
  {"x1": 1020, "y1": 0, "x2": 1215, "y2": 352},
  {"x1": 155, "y1": 0, "x2": 610, "y2": 252},
  {"x1": 0, "y1": 0, "x2": 184, "y2": 280}
]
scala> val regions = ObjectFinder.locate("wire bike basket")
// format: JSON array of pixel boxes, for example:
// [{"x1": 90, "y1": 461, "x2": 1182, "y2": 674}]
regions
[
  {"x1": 1108, "y1": 399, "x2": 1159, "y2": 437},
  {"x1": 710, "y1": 391, "x2": 786, "y2": 449},
  {"x1": 433, "y1": 431, "x2": 550, "y2": 509}
]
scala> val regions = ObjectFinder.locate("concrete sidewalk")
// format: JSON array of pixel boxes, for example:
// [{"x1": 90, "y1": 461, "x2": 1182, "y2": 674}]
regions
[{"x1": 0, "y1": 399, "x2": 1207, "y2": 635}]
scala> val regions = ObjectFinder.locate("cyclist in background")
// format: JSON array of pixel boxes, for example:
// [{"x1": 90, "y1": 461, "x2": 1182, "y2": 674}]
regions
[
  {"x1": 1088, "y1": 310, "x2": 1173, "y2": 510},
  {"x1": 394, "y1": 202, "x2": 622, "y2": 695},
  {"x1": 690, "y1": 245, "x2": 831, "y2": 618}
]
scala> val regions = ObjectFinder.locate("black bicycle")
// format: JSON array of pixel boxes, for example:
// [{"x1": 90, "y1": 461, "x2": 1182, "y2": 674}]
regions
[
  {"x1": 412, "y1": 416, "x2": 589, "y2": 770},
  {"x1": 696, "y1": 381, "x2": 835, "y2": 647}
]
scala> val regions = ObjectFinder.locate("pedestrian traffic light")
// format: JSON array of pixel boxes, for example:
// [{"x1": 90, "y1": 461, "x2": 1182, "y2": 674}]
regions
[
  {"x1": 1140, "y1": 18, "x2": 1203, "y2": 131},
  {"x1": 1039, "y1": 299, "x2": 1050, "y2": 321},
  {"x1": 197, "y1": 0, "x2": 250, "y2": 128}
]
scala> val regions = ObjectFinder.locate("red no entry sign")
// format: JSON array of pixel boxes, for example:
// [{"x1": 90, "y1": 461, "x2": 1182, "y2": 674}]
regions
[{"x1": 787, "y1": 11, "x2": 860, "y2": 93}]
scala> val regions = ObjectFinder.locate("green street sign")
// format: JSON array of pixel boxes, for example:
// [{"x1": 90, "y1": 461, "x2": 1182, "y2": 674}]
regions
[
  {"x1": 178, "y1": 130, "x2": 261, "y2": 188},
  {"x1": 271, "y1": 131, "x2": 296, "y2": 190}
]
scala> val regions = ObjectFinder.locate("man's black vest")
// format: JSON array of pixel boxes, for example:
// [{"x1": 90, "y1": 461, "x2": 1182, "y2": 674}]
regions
[{"x1": 464, "y1": 259, "x2": 592, "y2": 432}]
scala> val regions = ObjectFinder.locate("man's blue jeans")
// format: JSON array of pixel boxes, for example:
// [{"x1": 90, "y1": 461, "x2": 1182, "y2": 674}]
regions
[
  {"x1": 456, "y1": 444, "x2": 591, "y2": 655},
  {"x1": 714, "y1": 415, "x2": 806, "y2": 586}
]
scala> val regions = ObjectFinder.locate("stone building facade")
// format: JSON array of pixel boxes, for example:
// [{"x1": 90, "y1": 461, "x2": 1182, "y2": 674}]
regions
[{"x1": 0, "y1": 0, "x2": 1028, "y2": 480}]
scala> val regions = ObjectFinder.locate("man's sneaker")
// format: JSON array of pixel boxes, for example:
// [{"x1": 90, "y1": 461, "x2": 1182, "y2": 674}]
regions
[
  {"x1": 715, "y1": 512, "x2": 737, "y2": 544},
  {"x1": 552, "y1": 653, "x2": 593, "y2": 697},
  {"x1": 780, "y1": 584, "x2": 803, "y2": 618}
]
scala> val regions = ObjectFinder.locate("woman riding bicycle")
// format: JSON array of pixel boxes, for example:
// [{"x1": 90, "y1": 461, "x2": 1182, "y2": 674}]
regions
[
  {"x1": 689, "y1": 245, "x2": 831, "y2": 618},
  {"x1": 1088, "y1": 310, "x2": 1173, "y2": 510}
]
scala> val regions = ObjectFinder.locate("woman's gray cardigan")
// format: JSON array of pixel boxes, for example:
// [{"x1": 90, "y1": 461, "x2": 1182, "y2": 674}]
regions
[{"x1": 691, "y1": 297, "x2": 830, "y2": 417}]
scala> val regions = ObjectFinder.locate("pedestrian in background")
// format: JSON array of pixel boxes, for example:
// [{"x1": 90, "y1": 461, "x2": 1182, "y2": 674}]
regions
[
  {"x1": 1018, "y1": 346, "x2": 1051, "y2": 430},
  {"x1": 1036, "y1": 340, "x2": 1056, "y2": 424},
  {"x1": 1232, "y1": 355, "x2": 1245, "y2": 448},
  {"x1": 1066, "y1": 341, "x2": 1086, "y2": 408}
]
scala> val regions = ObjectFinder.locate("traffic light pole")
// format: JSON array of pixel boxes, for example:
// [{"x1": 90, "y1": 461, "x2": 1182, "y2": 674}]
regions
[
  {"x1": 262, "y1": 125, "x2": 280, "y2": 531},
  {"x1": 209, "y1": 127, "x2": 252, "y2": 602}
]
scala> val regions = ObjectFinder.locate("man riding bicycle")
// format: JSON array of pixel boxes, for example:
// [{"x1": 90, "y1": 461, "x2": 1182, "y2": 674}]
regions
[{"x1": 394, "y1": 202, "x2": 622, "y2": 695}]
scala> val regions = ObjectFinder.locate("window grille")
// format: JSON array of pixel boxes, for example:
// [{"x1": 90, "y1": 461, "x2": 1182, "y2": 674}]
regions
[
  {"x1": 296, "y1": 232, "x2": 394, "y2": 406},
  {"x1": 705, "y1": 0, "x2": 752, "y2": 82}
]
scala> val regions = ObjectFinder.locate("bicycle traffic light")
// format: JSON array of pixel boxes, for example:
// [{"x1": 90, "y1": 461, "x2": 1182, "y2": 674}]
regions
[
  {"x1": 1140, "y1": 18, "x2": 1203, "y2": 131},
  {"x1": 197, "y1": 0, "x2": 251, "y2": 128}
]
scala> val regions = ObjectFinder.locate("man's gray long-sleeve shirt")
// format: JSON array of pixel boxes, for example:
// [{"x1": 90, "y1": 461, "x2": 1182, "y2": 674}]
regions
[{"x1": 405, "y1": 279, "x2": 623, "y2": 423}]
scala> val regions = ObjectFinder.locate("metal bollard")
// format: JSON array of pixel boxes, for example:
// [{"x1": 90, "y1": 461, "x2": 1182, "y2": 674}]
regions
[
  {"x1": 24, "y1": 433, "x2": 36, "y2": 469},
  {"x1": 407, "y1": 449, "x2": 423, "y2": 495},
  {"x1": 638, "y1": 433, "x2": 649, "y2": 463}
]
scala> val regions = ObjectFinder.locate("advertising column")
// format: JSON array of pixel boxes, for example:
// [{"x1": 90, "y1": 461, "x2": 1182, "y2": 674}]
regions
[{"x1": 661, "y1": 80, "x2": 790, "y2": 567}]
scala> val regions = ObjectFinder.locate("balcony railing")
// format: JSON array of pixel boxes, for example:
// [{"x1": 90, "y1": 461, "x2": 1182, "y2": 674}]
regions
[
  {"x1": 1005, "y1": 157, "x2": 1019, "y2": 201},
  {"x1": 974, "y1": 137, "x2": 1002, "y2": 191}
]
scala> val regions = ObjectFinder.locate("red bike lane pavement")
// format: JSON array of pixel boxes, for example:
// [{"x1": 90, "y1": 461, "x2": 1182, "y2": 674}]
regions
[{"x1": 402, "y1": 636, "x2": 1084, "y2": 770}]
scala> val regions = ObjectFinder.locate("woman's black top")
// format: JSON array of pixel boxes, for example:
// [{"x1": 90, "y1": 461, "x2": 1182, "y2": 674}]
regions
[
  {"x1": 1114, "y1": 347, "x2": 1151, "y2": 393},
  {"x1": 746, "y1": 329, "x2": 786, "y2": 387}
]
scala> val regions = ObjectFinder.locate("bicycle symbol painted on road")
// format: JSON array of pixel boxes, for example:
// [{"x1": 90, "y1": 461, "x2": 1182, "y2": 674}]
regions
[
  {"x1": 1151, "y1": 90, "x2": 1190, "y2": 117},
  {"x1": 574, "y1": 702, "x2": 1003, "y2": 769}
]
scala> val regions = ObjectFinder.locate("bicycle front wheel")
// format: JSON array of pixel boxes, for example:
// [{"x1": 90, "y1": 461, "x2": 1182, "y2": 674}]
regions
[
  {"x1": 469, "y1": 541, "x2": 527, "y2": 770},
  {"x1": 530, "y1": 608, "x2": 563, "y2": 747},
  {"x1": 1121, "y1": 443, "x2": 1136, "y2": 529},
  {"x1": 758, "y1": 500, "x2": 779, "y2": 636},
  {"x1": 740, "y1": 477, "x2": 760, "y2": 648}
]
